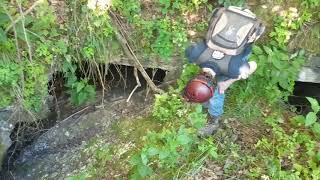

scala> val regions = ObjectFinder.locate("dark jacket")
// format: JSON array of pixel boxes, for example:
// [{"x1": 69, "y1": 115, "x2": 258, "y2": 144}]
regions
[{"x1": 185, "y1": 40, "x2": 252, "y2": 79}]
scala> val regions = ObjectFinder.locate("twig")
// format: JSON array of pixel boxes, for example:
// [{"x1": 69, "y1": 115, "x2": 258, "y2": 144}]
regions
[
  {"x1": 85, "y1": 15, "x2": 109, "y2": 108},
  {"x1": 55, "y1": 106, "x2": 91, "y2": 126},
  {"x1": 7, "y1": 113, "x2": 22, "y2": 170},
  {"x1": 126, "y1": 67, "x2": 141, "y2": 102},
  {"x1": 2, "y1": 8, "x2": 21, "y2": 61},
  {"x1": 9, "y1": 171, "x2": 15, "y2": 180},
  {"x1": 93, "y1": 61, "x2": 106, "y2": 108},
  {"x1": 17, "y1": 1, "x2": 33, "y2": 62},
  {"x1": 5, "y1": 0, "x2": 44, "y2": 33},
  {"x1": 144, "y1": 68, "x2": 156, "y2": 101},
  {"x1": 109, "y1": 10, "x2": 164, "y2": 94}
]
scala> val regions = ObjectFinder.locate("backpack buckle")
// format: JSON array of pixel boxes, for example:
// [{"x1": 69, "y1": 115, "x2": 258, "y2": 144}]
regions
[{"x1": 211, "y1": 50, "x2": 224, "y2": 59}]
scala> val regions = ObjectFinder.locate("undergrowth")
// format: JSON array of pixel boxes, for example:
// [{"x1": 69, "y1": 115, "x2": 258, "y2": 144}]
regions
[
  {"x1": 1, "y1": 0, "x2": 320, "y2": 179},
  {"x1": 0, "y1": 0, "x2": 211, "y2": 113},
  {"x1": 69, "y1": 0, "x2": 319, "y2": 179}
]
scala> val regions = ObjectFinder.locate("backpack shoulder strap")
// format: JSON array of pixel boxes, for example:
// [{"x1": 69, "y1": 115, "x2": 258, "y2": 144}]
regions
[
  {"x1": 194, "y1": 48, "x2": 232, "y2": 76},
  {"x1": 210, "y1": 55, "x2": 231, "y2": 75},
  {"x1": 194, "y1": 48, "x2": 214, "y2": 65}
]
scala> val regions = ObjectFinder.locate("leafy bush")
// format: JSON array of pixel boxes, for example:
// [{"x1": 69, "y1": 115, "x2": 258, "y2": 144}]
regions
[
  {"x1": 131, "y1": 102, "x2": 215, "y2": 179},
  {"x1": 152, "y1": 92, "x2": 184, "y2": 122},
  {"x1": 0, "y1": 60, "x2": 22, "y2": 107},
  {"x1": 113, "y1": 0, "x2": 205, "y2": 60},
  {"x1": 251, "y1": 112, "x2": 320, "y2": 179},
  {"x1": 177, "y1": 63, "x2": 200, "y2": 91},
  {"x1": 291, "y1": 97, "x2": 320, "y2": 137},
  {"x1": 63, "y1": 60, "x2": 96, "y2": 105},
  {"x1": 249, "y1": 44, "x2": 305, "y2": 101}
]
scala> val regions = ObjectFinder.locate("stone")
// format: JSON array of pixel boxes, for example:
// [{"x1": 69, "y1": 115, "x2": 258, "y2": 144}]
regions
[
  {"x1": 0, "y1": 110, "x2": 14, "y2": 171},
  {"x1": 297, "y1": 57, "x2": 320, "y2": 83}
]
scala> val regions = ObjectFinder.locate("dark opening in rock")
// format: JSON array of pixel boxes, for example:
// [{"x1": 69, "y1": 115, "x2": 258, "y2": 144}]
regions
[{"x1": 288, "y1": 81, "x2": 320, "y2": 115}]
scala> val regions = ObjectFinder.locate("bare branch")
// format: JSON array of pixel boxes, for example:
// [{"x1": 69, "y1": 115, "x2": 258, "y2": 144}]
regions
[
  {"x1": 127, "y1": 67, "x2": 141, "y2": 102},
  {"x1": 109, "y1": 10, "x2": 164, "y2": 94},
  {"x1": 17, "y1": 1, "x2": 33, "y2": 62}
]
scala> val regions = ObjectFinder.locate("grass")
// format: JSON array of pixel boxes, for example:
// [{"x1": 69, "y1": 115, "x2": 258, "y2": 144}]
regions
[{"x1": 67, "y1": 89, "x2": 320, "y2": 179}]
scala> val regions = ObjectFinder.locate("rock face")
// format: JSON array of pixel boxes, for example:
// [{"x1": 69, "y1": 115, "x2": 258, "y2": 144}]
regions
[
  {"x1": 5, "y1": 106, "x2": 117, "y2": 179},
  {"x1": 0, "y1": 99, "x2": 53, "y2": 172},
  {"x1": 1, "y1": 94, "x2": 150, "y2": 179},
  {"x1": 297, "y1": 56, "x2": 320, "y2": 83},
  {"x1": 0, "y1": 110, "x2": 14, "y2": 171}
]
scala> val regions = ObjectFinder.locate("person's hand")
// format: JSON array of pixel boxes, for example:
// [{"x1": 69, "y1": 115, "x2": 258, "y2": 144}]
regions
[
  {"x1": 239, "y1": 61, "x2": 257, "y2": 79},
  {"x1": 217, "y1": 81, "x2": 229, "y2": 94},
  {"x1": 202, "y1": 68, "x2": 216, "y2": 79},
  {"x1": 217, "y1": 78, "x2": 241, "y2": 94}
]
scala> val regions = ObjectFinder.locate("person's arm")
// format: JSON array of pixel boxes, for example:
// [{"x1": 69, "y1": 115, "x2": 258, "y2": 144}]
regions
[
  {"x1": 241, "y1": 44, "x2": 253, "y2": 62},
  {"x1": 217, "y1": 77, "x2": 240, "y2": 94},
  {"x1": 218, "y1": 61, "x2": 257, "y2": 94},
  {"x1": 185, "y1": 40, "x2": 207, "y2": 64}
]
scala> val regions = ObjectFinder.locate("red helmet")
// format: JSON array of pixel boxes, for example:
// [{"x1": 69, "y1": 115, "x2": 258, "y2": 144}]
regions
[{"x1": 183, "y1": 73, "x2": 216, "y2": 103}]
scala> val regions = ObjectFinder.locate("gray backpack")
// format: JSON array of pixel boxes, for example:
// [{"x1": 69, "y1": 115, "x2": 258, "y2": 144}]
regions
[
  {"x1": 195, "y1": 6, "x2": 265, "y2": 74},
  {"x1": 206, "y1": 6, "x2": 265, "y2": 55}
]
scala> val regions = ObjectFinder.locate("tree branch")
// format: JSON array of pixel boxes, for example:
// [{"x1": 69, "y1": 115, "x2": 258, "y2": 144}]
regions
[{"x1": 109, "y1": 11, "x2": 164, "y2": 94}]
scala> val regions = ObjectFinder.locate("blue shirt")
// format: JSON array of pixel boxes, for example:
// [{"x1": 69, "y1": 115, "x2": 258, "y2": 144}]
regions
[{"x1": 185, "y1": 40, "x2": 252, "y2": 80}]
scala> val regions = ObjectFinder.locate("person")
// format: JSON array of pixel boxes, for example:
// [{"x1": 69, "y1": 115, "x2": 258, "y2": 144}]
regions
[{"x1": 185, "y1": 34, "x2": 259, "y2": 136}]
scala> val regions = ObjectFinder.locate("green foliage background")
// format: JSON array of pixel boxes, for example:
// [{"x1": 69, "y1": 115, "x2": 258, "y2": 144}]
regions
[{"x1": 1, "y1": 0, "x2": 320, "y2": 178}]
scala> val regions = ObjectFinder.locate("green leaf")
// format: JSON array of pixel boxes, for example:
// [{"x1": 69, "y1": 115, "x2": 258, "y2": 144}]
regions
[
  {"x1": 141, "y1": 152, "x2": 148, "y2": 165},
  {"x1": 76, "y1": 82, "x2": 85, "y2": 93},
  {"x1": 279, "y1": 79, "x2": 289, "y2": 90},
  {"x1": 195, "y1": 104, "x2": 202, "y2": 113},
  {"x1": 129, "y1": 154, "x2": 141, "y2": 165},
  {"x1": 263, "y1": 46, "x2": 273, "y2": 55},
  {"x1": 66, "y1": 74, "x2": 77, "y2": 87},
  {"x1": 306, "y1": 97, "x2": 320, "y2": 113},
  {"x1": 312, "y1": 122, "x2": 320, "y2": 135},
  {"x1": 147, "y1": 147, "x2": 159, "y2": 156},
  {"x1": 257, "y1": 55, "x2": 267, "y2": 62},
  {"x1": 159, "y1": 150, "x2": 169, "y2": 159},
  {"x1": 305, "y1": 112, "x2": 317, "y2": 127},
  {"x1": 0, "y1": 28, "x2": 7, "y2": 43},
  {"x1": 209, "y1": 147, "x2": 218, "y2": 159},
  {"x1": 298, "y1": 49, "x2": 305, "y2": 56},
  {"x1": 177, "y1": 134, "x2": 190, "y2": 145},
  {"x1": 272, "y1": 58, "x2": 283, "y2": 70},
  {"x1": 252, "y1": 46, "x2": 263, "y2": 55},
  {"x1": 277, "y1": 52, "x2": 289, "y2": 61},
  {"x1": 0, "y1": 13, "x2": 10, "y2": 26},
  {"x1": 316, "y1": 152, "x2": 320, "y2": 162},
  {"x1": 137, "y1": 165, "x2": 153, "y2": 177},
  {"x1": 77, "y1": 91, "x2": 88, "y2": 105},
  {"x1": 291, "y1": 115, "x2": 305, "y2": 125}
]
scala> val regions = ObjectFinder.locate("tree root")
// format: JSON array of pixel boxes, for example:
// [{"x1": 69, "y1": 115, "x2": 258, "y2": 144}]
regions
[{"x1": 126, "y1": 67, "x2": 141, "y2": 102}]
